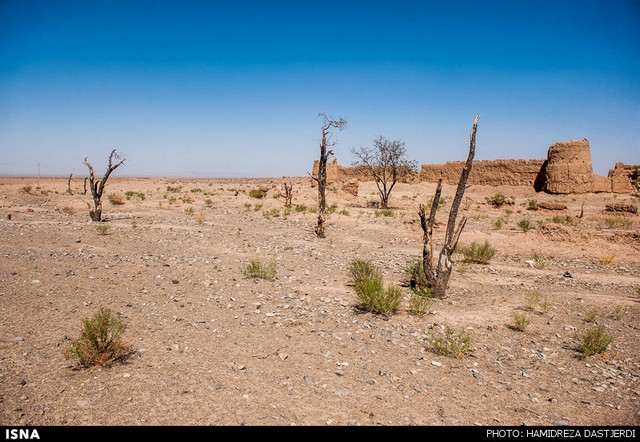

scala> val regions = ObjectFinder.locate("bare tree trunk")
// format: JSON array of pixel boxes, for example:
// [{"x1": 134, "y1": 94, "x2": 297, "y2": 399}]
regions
[
  {"x1": 418, "y1": 115, "x2": 479, "y2": 298},
  {"x1": 84, "y1": 149, "x2": 125, "y2": 222},
  {"x1": 83, "y1": 177, "x2": 88, "y2": 195},
  {"x1": 67, "y1": 173, "x2": 73, "y2": 195},
  {"x1": 316, "y1": 147, "x2": 330, "y2": 238},
  {"x1": 311, "y1": 113, "x2": 346, "y2": 238},
  {"x1": 283, "y1": 181, "x2": 293, "y2": 209}
]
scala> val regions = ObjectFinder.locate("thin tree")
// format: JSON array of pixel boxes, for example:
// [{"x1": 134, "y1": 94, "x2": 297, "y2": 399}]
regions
[
  {"x1": 416, "y1": 115, "x2": 479, "y2": 298},
  {"x1": 84, "y1": 149, "x2": 126, "y2": 222},
  {"x1": 310, "y1": 113, "x2": 346, "y2": 238},
  {"x1": 283, "y1": 181, "x2": 293, "y2": 210},
  {"x1": 352, "y1": 136, "x2": 417, "y2": 209},
  {"x1": 67, "y1": 173, "x2": 73, "y2": 195}
]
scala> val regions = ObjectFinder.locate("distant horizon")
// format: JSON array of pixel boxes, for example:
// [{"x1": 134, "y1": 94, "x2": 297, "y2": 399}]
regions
[{"x1": 1, "y1": 1, "x2": 638, "y2": 178}]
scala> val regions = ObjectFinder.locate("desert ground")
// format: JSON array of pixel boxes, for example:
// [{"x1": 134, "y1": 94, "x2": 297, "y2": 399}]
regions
[{"x1": 0, "y1": 176, "x2": 638, "y2": 426}]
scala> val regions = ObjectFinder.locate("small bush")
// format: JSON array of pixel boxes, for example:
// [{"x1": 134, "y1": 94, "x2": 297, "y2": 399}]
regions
[
  {"x1": 486, "y1": 193, "x2": 508, "y2": 207},
  {"x1": 585, "y1": 308, "x2": 598, "y2": 323},
  {"x1": 195, "y1": 213, "x2": 206, "y2": 224},
  {"x1": 190, "y1": 188, "x2": 203, "y2": 193},
  {"x1": 375, "y1": 208, "x2": 394, "y2": 217},
  {"x1": 409, "y1": 293, "x2": 431, "y2": 317},
  {"x1": 576, "y1": 325, "x2": 612, "y2": 356},
  {"x1": 295, "y1": 204, "x2": 307, "y2": 213},
  {"x1": 61, "y1": 206, "x2": 77, "y2": 215},
  {"x1": 430, "y1": 326, "x2": 473, "y2": 359},
  {"x1": 427, "y1": 196, "x2": 446, "y2": 209},
  {"x1": 327, "y1": 203, "x2": 338, "y2": 214},
  {"x1": 22, "y1": 185, "x2": 33, "y2": 194},
  {"x1": 525, "y1": 289, "x2": 550, "y2": 314},
  {"x1": 249, "y1": 188, "x2": 266, "y2": 199},
  {"x1": 518, "y1": 219, "x2": 535, "y2": 232},
  {"x1": 492, "y1": 218, "x2": 505, "y2": 230},
  {"x1": 96, "y1": 225, "x2": 110, "y2": 235},
  {"x1": 512, "y1": 312, "x2": 531, "y2": 332},
  {"x1": 457, "y1": 240, "x2": 496, "y2": 264},
  {"x1": 205, "y1": 198, "x2": 213, "y2": 207},
  {"x1": 108, "y1": 194, "x2": 125, "y2": 205},
  {"x1": 243, "y1": 202, "x2": 252, "y2": 210},
  {"x1": 182, "y1": 196, "x2": 194, "y2": 204},
  {"x1": 551, "y1": 215, "x2": 575, "y2": 226},
  {"x1": 65, "y1": 308, "x2": 132, "y2": 367},
  {"x1": 166, "y1": 185, "x2": 182, "y2": 193},
  {"x1": 253, "y1": 203, "x2": 263, "y2": 212},
  {"x1": 531, "y1": 251, "x2": 547, "y2": 269},
  {"x1": 404, "y1": 261, "x2": 432, "y2": 296},
  {"x1": 527, "y1": 199, "x2": 538, "y2": 211},
  {"x1": 184, "y1": 206, "x2": 195, "y2": 215},
  {"x1": 348, "y1": 259, "x2": 381, "y2": 284},
  {"x1": 125, "y1": 191, "x2": 145, "y2": 201},
  {"x1": 263, "y1": 208, "x2": 280, "y2": 218},
  {"x1": 355, "y1": 279, "x2": 402, "y2": 316},
  {"x1": 243, "y1": 260, "x2": 276, "y2": 281},
  {"x1": 601, "y1": 217, "x2": 633, "y2": 229},
  {"x1": 349, "y1": 259, "x2": 401, "y2": 316},
  {"x1": 338, "y1": 209, "x2": 350, "y2": 216}
]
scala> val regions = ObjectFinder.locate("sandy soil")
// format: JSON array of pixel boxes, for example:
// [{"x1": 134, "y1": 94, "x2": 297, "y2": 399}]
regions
[{"x1": 0, "y1": 176, "x2": 638, "y2": 426}]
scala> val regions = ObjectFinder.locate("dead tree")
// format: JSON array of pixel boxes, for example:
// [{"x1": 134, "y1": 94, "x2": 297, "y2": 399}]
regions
[
  {"x1": 67, "y1": 173, "x2": 73, "y2": 194},
  {"x1": 283, "y1": 181, "x2": 293, "y2": 209},
  {"x1": 310, "y1": 113, "x2": 346, "y2": 238},
  {"x1": 417, "y1": 115, "x2": 479, "y2": 298},
  {"x1": 351, "y1": 136, "x2": 417, "y2": 209},
  {"x1": 84, "y1": 149, "x2": 126, "y2": 221},
  {"x1": 83, "y1": 177, "x2": 88, "y2": 195}
]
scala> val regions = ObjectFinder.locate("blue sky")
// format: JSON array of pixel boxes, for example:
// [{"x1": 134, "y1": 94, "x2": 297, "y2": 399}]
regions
[{"x1": 0, "y1": 0, "x2": 638, "y2": 177}]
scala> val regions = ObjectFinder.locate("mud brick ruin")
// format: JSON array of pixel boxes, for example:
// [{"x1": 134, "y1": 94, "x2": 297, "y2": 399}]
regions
[{"x1": 313, "y1": 139, "x2": 638, "y2": 194}]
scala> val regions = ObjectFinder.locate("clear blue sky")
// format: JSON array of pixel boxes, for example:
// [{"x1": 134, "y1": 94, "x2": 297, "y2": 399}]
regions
[{"x1": 1, "y1": 0, "x2": 638, "y2": 177}]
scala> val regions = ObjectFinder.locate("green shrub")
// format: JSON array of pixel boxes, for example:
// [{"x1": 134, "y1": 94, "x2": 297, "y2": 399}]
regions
[
  {"x1": 486, "y1": 193, "x2": 507, "y2": 207},
  {"x1": 375, "y1": 208, "x2": 394, "y2": 217},
  {"x1": 527, "y1": 199, "x2": 538, "y2": 211},
  {"x1": 96, "y1": 224, "x2": 110, "y2": 235},
  {"x1": 249, "y1": 188, "x2": 266, "y2": 199},
  {"x1": 409, "y1": 293, "x2": 431, "y2": 317},
  {"x1": 355, "y1": 279, "x2": 402, "y2": 316},
  {"x1": 512, "y1": 312, "x2": 531, "y2": 332},
  {"x1": 492, "y1": 218, "x2": 505, "y2": 230},
  {"x1": 327, "y1": 203, "x2": 338, "y2": 215},
  {"x1": 205, "y1": 198, "x2": 213, "y2": 207},
  {"x1": 166, "y1": 185, "x2": 182, "y2": 193},
  {"x1": 263, "y1": 208, "x2": 280, "y2": 218},
  {"x1": 295, "y1": 204, "x2": 307, "y2": 213},
  {"x1": 585, "y1": 308, "x2": 598, "y2": 323},
  {"x1": 552, "y1": 215, "x2": 575, "y2": 226},
  {"x1": 108, "y1": 193, "x2": 125, "y2": 205},
  {"x1": 243, "y1": 260, "x2": 276, "y2": 281},
  {"x1": 184, "y1": 206, "x2": 195, "y2": 215},
  {"x1": 404, "y1": 261, "x2": 432, "y2": 296},
  {"x1": 22, "y1": 185, "x2": 33, "y2": 194},
  {"x1": 457, "y1": 240, "x2": 496, "y2": 264},
  {"x1": 601, "y1": 217, "x2": 633, "y2": 229},
  {"x1": 531, "y1": 250, "x2": 547, "y2": 269},
  {"x1": 253, "y1": 203, "x2": 263, "y2": 212},
  {"x1": 518, "y1": 219, "x2": 535, "y2": 232},
  {"x1": 430, "y1": 326, "x2": 473, "y2": 359},
  {"x1": 348, "y1": 259, "x2": 381, "y2": 284},
  {"x1": 349, "y1": 259, "x2": 401, "y2": 316},
  {"x1": 65, "y1": 308, "x2": 132, "y2": 367},
  {"x1": 338, "y1": 209, "x2": 350, "y2": 216},
  {"x1": 576, "y1": 325, "x2": 612, "y2": 356}
]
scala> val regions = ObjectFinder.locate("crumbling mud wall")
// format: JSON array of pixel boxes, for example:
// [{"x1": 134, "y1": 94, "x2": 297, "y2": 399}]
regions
[
  {"x1": 419, "y1": 159, "x2": 546, "y2": 187},
  {"x1": 311, "y1": 140, "x2": 636, "y2": 194},
  {"x1": 608, "y1": 163, "x2": 639, "y2": 194},
  {"x1": 543, "y1": 139, "x2": 595, "y2": 194}
]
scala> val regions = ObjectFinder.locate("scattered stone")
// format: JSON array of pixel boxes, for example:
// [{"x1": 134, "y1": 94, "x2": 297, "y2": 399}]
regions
[
  {"x1": 563, "y1": 271, "x2": 574, "y2": 278},
  {"x1": 552, "y1": 419, "x2": 570, "y2": 426},
  {"x1": 605, "y1": 203, "x2": 637, "y2": 214},
  {"x1": 431, "y1": 361, "x2": 442, "y2": 367},
  {"x1": 303, "y1": 375, "x2": 316, "y2": 385},
  {"x1": 123, "y1": 373, "x2": 131, "y2": 378},
  {"x1": 538, "y1": 202, "x2": 568, "y2": 211},
  {"x1": 278, "y1": 352, "x2": 288, "y2": 361},
  {"x1": 346, "y1": 420, "x2": 359, "y2": 426}
]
